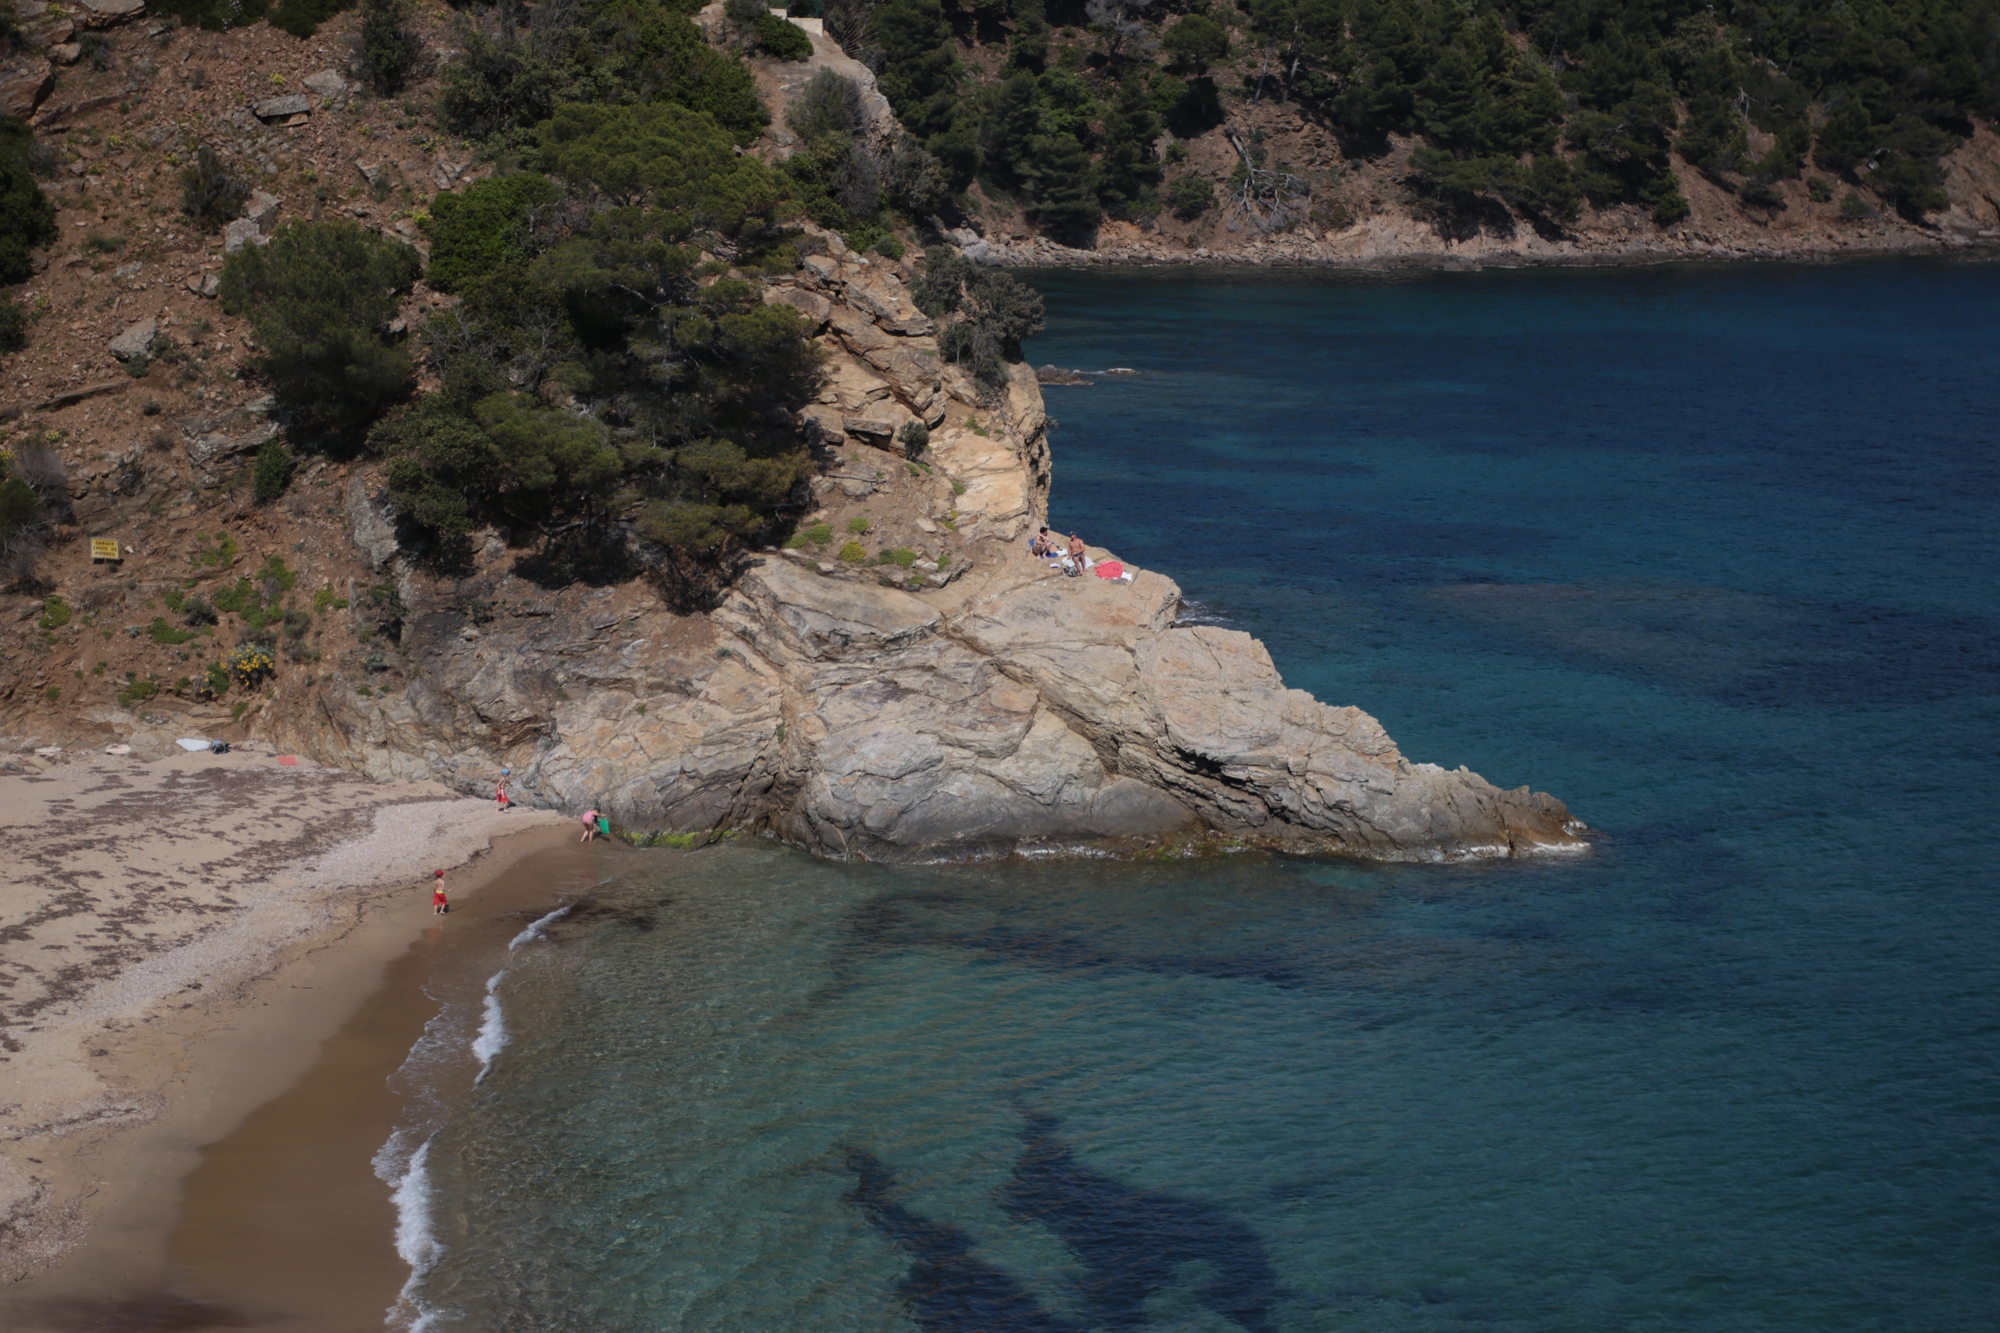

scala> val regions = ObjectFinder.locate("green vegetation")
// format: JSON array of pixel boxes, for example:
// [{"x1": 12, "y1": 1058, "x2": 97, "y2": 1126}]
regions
[
  {"x1": 440, "y1": 0, "x2": 770, "y2": 150},
  {"x1": 780, "y1": 68, "x2": 946, "y2": 242},
  {"x1": 148, "y1": 617, "x2": 197, "y2": 645},
  {"x1": 858, "y1": 0, "x2": 2000, "y2": 233},
  {"x1": 1, "y1": 447, "x2": 62, "y2": 580},
  {"x1": 39, "y1": 595, "x2": 71, "y2": 630},
  {"x1": 356, "y1": 0, "x2": 420, "y2": 94},
  {"x1": 0, "y1": 297, "x2": 25, "y2": 354},
  {"x1": 180, "y1": 147, "x2": 250, "y2": 233},
  {"x1": 883, "y1": 546, "x2": 919, "y2": 567},
  {"x1": 839, "y1": 539, "x2": 867, "y2": 562},
  {"x1": 911, "y1": 246, "x2": 1044, "y2": 393},
  {"x1": 0, "y1": 117, "x2": 57, "y2": 286},
  {"x1": 846, "y1": 515, "x2": 871, "y2": 534},
  {"x1": 253, "y1": 438, "x2": 296, "y2": 503},
  {"x1": 379, "y1": 99, "x2": 820, "y2": 601},
  {"x1": 117, "y1": 676, "x2": 159, "y2": 706},
  {"x1": 220, "y1": 221, "x2": 422, "y2": 440}
]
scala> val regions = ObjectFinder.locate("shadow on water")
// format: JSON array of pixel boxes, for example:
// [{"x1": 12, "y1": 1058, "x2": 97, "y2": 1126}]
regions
[
  {"x1": 844, "y1": 1148, "x2": 1079, "y2": 1333},
  {"x1": 1003, "y1": 1110, "x2": 1283, "y2": 1333},
  {"x1": 13, "y1": 1293, "x2": 255, "y2": 1332},
  {"x1": 846, "y1": 1111, "x2": 1284, "y2": 1333}
]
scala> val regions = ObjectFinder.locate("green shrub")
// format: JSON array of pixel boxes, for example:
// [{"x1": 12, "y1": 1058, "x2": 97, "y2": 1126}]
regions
[
  {"x1": 148, "y1": 617, "x2": 196, "y2": 645},
  {"x1": 1839, "y1": 191, "x2": 1875, "y2": 221},
  {"x1": 753, "y1": 10, "x2": 814, "y2": 60},
  {"x1": 912, "y1": 247, "x2": 1045, "y2": 395},
  {"x1": 179, "y1": 147, "x2": 248, "y2": 233},
  {"x1": 0, "y1": 297, "x2": 25, "y2": 354},
  {"x1": 117, "y1": 677, "x2": 159, "y2": 706},
  {"x1": 423, "y1": 173, "x2": 560, "y2": 294},
  {"x1": 269, "y1": 0, "x2": 348, "y2": 37},
  {"x1": 1807, "y1": 176, "x2": 1834, "y2": 203},
  {"x1": 39, "y1": 596, "x2": 70, "y2": 630},
  {"x1": 838, "y1": 540, "x2": 866, "y2": 562},
  {"x1": 202, "y1": 662, "x2": 231, "y2": 695},
  {"x1": 227, "y1": 643, "x2": 276, "y2": 689},
  {"x1": 182, "y1": 595, "x2": 218, "y2": 626},
  {"x1": 356, "y1": 0, "x2": 419, "y2": 95},
  {"x1": 0, "y1": 117, "x2": 58, "y2": 285},
  {"x1": 1167, "y1": 174, "x2": 1214, "y2": 220},
  {"x1": 897, "y1": 419, "x2": 929, "y2": 456},
  {"x1": 220, "y1": 221, "x2": 421, "y2": 439},
  {"x1": 313, "y1": 586, "x2": 350, "y2": 612},
  {"x1": 883, "y1": 547, "x2": 917, "y2": 568},
  {"x1": 252, "y1": 437, "x2": 295, "y2": 503},
  {"x1": 259, "y1": 555, "x2": 299, "y2": 592},
  {"x1": 846, "y1": 515, "x2": 869, "y2": 534}
]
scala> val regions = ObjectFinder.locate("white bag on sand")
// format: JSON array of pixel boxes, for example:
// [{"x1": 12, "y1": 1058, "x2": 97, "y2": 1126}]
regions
[{"x1": 177, "y1": 738, "x2": 213, "y2": 751}]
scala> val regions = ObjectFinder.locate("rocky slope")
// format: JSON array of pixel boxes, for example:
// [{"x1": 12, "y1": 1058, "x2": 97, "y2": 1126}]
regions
[{"x1": 0, "y1": 3, "x2": 1583, "y2": 862}]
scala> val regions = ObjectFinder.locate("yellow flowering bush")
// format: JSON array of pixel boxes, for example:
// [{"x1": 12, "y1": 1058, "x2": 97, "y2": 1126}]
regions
[{"x1": 227, "y1": 643, "x2": 276, "y2": 689}]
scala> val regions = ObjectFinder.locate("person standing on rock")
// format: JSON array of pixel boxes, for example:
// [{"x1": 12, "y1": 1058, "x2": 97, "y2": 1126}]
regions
[{"x1": 496, "y1": 767, "x2": 511, "y2": 813}]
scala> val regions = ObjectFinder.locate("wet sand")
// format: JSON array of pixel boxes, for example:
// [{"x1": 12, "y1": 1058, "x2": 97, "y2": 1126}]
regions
[{"x1": 0, "y1": 835, "x2": 615, "y2": 1331}]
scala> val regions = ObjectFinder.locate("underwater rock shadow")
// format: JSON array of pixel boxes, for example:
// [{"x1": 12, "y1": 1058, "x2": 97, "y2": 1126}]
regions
[
  {"x1": 1002, "y1": 1109, "x2": 1283, "y2": 1333},
  {"x1": 844, "y1": 1148, "x2": 1080, "y2": 1333},
  {"x1": 844, "y1": 1111, "x2": 1285, "y2": 1333}
]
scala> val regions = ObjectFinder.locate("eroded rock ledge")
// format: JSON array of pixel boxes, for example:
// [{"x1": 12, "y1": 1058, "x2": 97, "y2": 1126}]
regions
[{"x1": 270, "y1": 236, "x2": 1582, "y2": 863}]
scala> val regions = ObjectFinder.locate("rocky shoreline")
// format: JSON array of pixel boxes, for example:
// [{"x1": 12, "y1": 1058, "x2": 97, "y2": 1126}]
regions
[{"x1": 957, "y1": 218, "x2": 2000, "y2": 271}]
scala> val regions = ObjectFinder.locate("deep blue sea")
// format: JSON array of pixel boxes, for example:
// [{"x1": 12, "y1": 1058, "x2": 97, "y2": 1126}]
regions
[{"x1": 399, "y1": 261, "x2": 2000, "y2": 1331}]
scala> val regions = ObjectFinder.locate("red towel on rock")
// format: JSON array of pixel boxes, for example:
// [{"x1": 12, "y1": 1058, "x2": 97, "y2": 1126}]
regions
[{"x1": 1093, "y1": 560, "x2": 1125, "y2": 579}]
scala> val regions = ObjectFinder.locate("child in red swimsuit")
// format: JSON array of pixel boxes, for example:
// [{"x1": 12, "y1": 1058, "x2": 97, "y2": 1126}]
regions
[{"x1": 432, "y1": 869, "x2": 448, "y2": 915}]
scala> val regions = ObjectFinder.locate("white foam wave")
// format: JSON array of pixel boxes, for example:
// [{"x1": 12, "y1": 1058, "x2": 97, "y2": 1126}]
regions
[
  {"x1": 470, "y1": 970, "x2": 507, "y2": 1082},
  {"x1": 384, "y1": 1135, "x2": 444, "y2": 1331},
  {"x1": 509, "y1": 903, "x2": 573, "y2": 950}
]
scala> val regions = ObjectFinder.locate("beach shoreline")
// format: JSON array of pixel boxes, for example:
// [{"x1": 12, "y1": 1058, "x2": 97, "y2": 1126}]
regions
[{"x1": 0, "y1": 747, "x2": 571, "y2": 1310}]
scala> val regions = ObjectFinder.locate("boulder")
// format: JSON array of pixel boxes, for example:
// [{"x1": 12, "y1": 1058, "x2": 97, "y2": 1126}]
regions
[
  {"x1": 252, "y1": 93, "x2": 310, "y2": 121},
  {"x1": 243, "y1": 190, "x2": 281, "y2": 233},
  {"x1": 183, "y1": 271, "x2": 220, "y2": 298},
  {"x1": 72, "y1": 0, "x2": 144, "y2": 26},
  {"x1": 345, "y1": 474, "x2": 400, "y2": 570},
  {"x1": 106, "y1": 317, "x2": 158, "y2": 363},
  {"x1": 302, "y1": 68, "x2": 348, "y2": 97},
  {"x1": 223, "y1": 218, "x2": 268, "y2": 253},
  {"x1": 0, "y1": 57, "x2": 53, "y2": 119},
  {"x1": 185, "y1": 420, "x2": 278, "y2": 468}
]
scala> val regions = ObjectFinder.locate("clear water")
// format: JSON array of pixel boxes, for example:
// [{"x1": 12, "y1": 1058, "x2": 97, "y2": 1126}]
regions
[{"x1": 403, "y1": 261, "x2": 2000, "y2": 1331}]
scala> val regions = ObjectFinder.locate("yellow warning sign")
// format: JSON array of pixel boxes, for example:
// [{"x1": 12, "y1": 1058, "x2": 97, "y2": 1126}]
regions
[{"x1": 90, "y1": 538, "x2": 122, "y2": 561}]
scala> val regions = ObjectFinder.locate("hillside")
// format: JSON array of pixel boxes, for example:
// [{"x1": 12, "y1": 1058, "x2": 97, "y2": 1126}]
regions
[{"x1": 854, "y1": 0, "x2": 2000, "y2": 263}]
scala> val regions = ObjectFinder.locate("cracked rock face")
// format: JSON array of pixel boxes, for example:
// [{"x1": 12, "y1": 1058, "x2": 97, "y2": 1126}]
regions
[{"x1": 272, "y1": 240, "x2": 1581, "y2": 863}]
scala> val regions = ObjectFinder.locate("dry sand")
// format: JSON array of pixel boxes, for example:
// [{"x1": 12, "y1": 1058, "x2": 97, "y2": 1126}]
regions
[{"x1": 0, "y1": 744, "x2": 568, "y2": 1287}]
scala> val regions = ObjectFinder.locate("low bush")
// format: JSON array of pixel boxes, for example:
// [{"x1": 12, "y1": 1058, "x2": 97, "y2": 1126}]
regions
[
  {"x1": 148, "y1": 617, "x2": 197, "y2": 645},
  {"x1": 180, "y1": 146, "x2": 249, "y2": 233},
  {"x1": 1167, "y1": 174, "x2": 1214, "y2": 220},
  {"x1": 753, "y1": 10, "x2": 814, "y2": 60},
  {"x1": 0, "y1": 116, "x2": 58, "y2": 285},
  {"x1": 252, "y1": 437, "x2": 295, "y2": 503},
  {"x1": 0, "y1": 297, "x2": 26, "y2": 353},
  {"x1": 897, "y1": 419, "x2": 929, "y2": 456},
  {"x1": 838, "y1": 540, "x2": 866, "y2": 562}
]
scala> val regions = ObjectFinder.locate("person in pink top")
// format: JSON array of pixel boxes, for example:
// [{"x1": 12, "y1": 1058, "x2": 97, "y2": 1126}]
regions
[{"x1": 580, "y1": 807, "x2": 599, "y2": 842}]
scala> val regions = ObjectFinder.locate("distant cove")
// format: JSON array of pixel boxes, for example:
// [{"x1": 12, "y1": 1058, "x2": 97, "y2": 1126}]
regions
[{"x1": 394, "y1": 260, "x2": 2000, "y2": 1330}]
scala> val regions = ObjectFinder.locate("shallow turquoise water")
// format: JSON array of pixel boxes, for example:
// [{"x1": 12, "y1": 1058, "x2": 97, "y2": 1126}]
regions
[{"x1": 403, "y1": 261, "x2": 2000, "y2": 1331}]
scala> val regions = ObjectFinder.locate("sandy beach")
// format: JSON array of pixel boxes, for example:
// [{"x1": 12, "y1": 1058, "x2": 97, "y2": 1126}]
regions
[{"x1": 0, "y1": 744, "x2": 571, "y2": 1309}]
